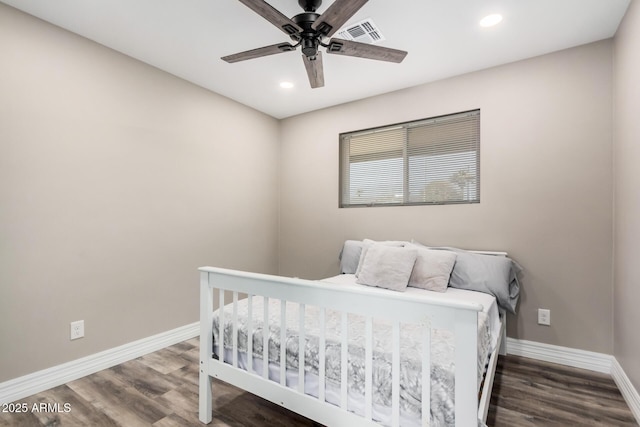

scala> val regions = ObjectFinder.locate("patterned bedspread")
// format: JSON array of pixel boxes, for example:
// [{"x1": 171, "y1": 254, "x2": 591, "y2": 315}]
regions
[{"x1": 212, "y1": 291, "x2": 495, "y2": 426}]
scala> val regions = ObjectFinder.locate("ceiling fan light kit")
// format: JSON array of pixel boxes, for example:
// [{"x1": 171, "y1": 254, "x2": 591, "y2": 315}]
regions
[{"x1": 222, "y1": 0, "x2": 408, "y2": 88}]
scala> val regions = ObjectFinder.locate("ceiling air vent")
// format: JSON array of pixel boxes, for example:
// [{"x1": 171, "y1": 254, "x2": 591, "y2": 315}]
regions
[{"x1": 336, "y1": 18, "x2": 385, "y2": 44}]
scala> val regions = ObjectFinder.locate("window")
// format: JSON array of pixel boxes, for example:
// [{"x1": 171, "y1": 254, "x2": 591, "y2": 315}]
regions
[{"x1": 339, "y1": 110, "x2": 480, "y2": 207}]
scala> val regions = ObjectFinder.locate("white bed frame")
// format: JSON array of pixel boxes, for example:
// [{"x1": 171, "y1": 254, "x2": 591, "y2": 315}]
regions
[{"x1": 199, "y1": 260, "x2": 506, "y2": 426}]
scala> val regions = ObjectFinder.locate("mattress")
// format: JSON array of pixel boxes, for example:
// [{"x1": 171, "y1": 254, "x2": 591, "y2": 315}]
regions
[{"x1": 212, "y1": 274, "x2": 501, "y2": 426}]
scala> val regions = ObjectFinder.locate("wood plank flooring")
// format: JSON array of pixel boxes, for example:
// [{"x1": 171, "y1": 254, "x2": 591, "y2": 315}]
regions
[
  {"x1": 487, "y1": 356, "x2": 636, "y2": 426},
  {"x1": 1, "y1": 337, "x2": 636, "y2": 426}
]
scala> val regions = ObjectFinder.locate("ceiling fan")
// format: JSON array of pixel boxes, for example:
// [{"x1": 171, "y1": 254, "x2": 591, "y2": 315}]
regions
[{"x1": 222, "y1": 0, "x2": 408, "y2": 88}]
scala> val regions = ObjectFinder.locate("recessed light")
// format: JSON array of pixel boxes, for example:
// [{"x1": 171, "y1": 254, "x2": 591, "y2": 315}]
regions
[
  {"x1": 479, "y1": 14, "x2": 503, "y2": 28},
  {"x1": 279, "y1": 81, "x2": 294, "y2": 89}
]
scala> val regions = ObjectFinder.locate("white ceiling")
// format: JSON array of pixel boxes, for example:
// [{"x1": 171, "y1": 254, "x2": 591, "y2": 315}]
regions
[{"x1": 1, "y1": 0, "x2": 630, "y2": 119}]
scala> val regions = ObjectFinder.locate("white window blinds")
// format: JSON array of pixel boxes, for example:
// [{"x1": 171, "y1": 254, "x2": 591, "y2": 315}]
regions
[{"x1": 340, "y1": 110, "x2": 480, "y2": 207}]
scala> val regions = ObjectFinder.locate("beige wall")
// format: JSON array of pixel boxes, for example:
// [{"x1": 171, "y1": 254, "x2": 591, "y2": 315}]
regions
[
  {"x1": 614, "y1": 0, "x2": 640, "y2": 392},
  {"x1": 0, "y1": 4, "x2": 280, "y2": 382},
  {"x1": 279, "y1": 41, "x2": 614, "y2": 354}
]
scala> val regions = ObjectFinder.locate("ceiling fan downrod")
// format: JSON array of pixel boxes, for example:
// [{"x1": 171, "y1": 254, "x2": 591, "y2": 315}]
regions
[{"x1": 298, "y1": 0, "x2": 322, "y2": 13}]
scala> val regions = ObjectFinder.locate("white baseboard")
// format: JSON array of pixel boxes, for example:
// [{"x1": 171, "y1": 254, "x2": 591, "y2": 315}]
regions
[
  {"x1": 611, "y1": 358, "x2": 640, "y2": 423},
  {"x1": 506, "y1": 337, "x2": 613, "y2": 373},
  {"x1": 0, "y1": 322, "x2": 199, "y2": 405}
]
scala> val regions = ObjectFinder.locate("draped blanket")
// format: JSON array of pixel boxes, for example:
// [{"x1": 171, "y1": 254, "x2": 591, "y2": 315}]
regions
[{"x1": 213, "y1": 296, "x2": 494, "y2": 426}]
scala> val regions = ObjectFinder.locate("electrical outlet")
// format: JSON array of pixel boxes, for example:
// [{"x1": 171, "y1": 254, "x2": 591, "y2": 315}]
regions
[
  {"x1": 70, "y1": 320, "x2": 84, "y2": 340},
  {"x1": 538, "y1": 309, "x2": 551, "y2": 326}
]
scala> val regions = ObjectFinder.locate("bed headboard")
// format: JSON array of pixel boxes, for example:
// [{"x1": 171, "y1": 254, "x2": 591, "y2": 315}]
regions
[{"x1": 469, "y1": 250, "x2": 508, "y2": 257}]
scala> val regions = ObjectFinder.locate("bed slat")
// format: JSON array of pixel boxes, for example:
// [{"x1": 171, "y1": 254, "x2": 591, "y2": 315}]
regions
[
  {"x1": 232, "y1": 292, "x2": 238, "y2": 368},
  {"x1": 219, "y1": 289, "x2": 225, "y2": 364},
  {"x1": 247, "y1": 294, "x2": 253, "y2": 373},
  {"x1": 263, "y1": 296, "x2": 269, "y2": 379},
  {"x1": 319, "y1": 307, "x2": 326, "y2": 403},
  {"x1": 280, "y1": 299, "x2": 287, "y2": 386},
  {"x1": 298, "y1": 303, "x2": 305, "y2": 393}
]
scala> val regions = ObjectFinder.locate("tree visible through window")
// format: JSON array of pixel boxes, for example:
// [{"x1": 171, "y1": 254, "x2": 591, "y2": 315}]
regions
[{"x1": 340, "y1": 110, "x2": 480, "y2": 207}]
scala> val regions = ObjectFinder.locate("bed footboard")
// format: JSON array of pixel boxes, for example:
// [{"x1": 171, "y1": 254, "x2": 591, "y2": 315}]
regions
[{"x1": 198, "y1": 267, "x2": 485, "y2": 427}]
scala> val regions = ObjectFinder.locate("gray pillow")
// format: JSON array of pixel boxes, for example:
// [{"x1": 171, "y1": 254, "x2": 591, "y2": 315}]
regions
[
  {"x1": 435, "y1": 247, "x2": 522, "y2": 313},
  {"x1": 355, "y1": 245, "x2": 417, "y2": 292},
  {"x1": 339, "y1": 240, "x2": 364, "y2": 274}
]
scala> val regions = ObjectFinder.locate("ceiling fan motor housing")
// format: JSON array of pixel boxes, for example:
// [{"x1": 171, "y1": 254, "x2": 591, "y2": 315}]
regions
[{"x1": 292, "y1": 12, "x2": 322, "y2": 58}]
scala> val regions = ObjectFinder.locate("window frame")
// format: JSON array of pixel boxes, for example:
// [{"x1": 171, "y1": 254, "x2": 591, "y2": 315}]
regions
[{"x1": 339, "y1": 109, "x2": 480, "y2": 208}]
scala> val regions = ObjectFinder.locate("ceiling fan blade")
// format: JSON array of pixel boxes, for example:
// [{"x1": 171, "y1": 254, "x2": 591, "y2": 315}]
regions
[
  {"x1": 237, "y1": 0, "x2": 303, "y2": 36},
  {"x1": 311, "y1": 0, "x2": 369, "y2": 37},
  {"x1": 222, "y1": 42, "x2": 297, "y2": 63},
  {"x1": 303, "y1": 52, "x2": 325, "y2": 88},
  {"x1": 326, "y1": 39, "x2": 407, "y2": 63}
]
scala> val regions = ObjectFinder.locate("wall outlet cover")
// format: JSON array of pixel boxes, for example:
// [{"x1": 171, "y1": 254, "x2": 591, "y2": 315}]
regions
[
  {"x1": 538, "y1": 309, "x2": 551, "y2": 326},
  {"x1": 70, "y1": 320, "x2": 84, "y2": 340}
]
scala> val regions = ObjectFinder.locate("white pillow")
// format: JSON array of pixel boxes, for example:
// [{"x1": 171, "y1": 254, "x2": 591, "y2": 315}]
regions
[
  {"x1": 406, "y1": 245, "x2": 457, "y2": 292},
  {"x1": 355, "y1": 245, "x2": 417, "y2": 292},
  {"x1": 355, "y1": 239, "x2": 408, "y2": 278}
]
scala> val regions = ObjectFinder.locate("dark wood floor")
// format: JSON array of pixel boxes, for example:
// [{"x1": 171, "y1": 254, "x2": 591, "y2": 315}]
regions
[
  {"x1": 487, "y1": 356, "x2": 637, "y2": 426},
  {"x1": 0, "y1": 337, "x2": 636, "y2": 426}
]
